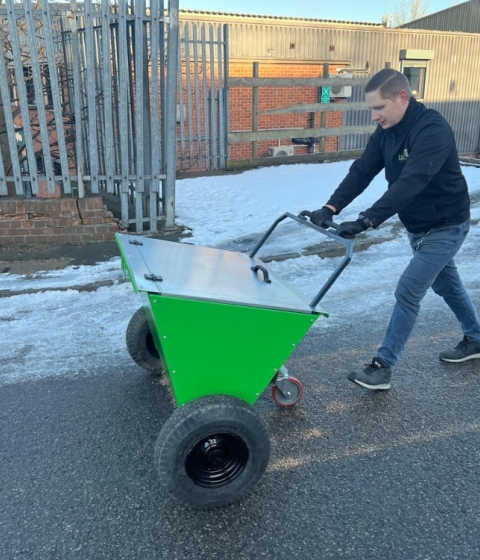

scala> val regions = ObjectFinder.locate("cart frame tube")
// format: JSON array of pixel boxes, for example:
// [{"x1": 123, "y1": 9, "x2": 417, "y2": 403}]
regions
[{"x1": 249, "y1": 212, "x2": 353, "y2": 309}]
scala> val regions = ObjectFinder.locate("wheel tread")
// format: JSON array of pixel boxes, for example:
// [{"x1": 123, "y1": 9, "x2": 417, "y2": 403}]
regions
[
  {"x1": 154, "y1": 396, "x2": 270, "y2": 509},
  {"x1": 126, "y1": 307, "x2": 163, "y2": 374}
]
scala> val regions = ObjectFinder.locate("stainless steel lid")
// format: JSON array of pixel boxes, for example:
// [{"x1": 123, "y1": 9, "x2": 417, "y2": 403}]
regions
[{"x1": 117, "y1": 234, "x2": 314, "y2": 314}]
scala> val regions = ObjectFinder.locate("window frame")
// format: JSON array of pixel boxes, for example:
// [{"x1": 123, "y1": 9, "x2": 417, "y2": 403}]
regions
[
  {"x1": 17, "y1": 64, "x2": 54, "y2": 108},
  {"x1": 399, "y1": 50, "x2": 434, "y2": 102},
  {"x1": 400, "y1": 61, "x2": 428, "y2": 100}
]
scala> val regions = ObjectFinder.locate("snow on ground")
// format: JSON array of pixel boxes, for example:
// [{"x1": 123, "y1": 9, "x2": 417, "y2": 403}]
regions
[
  {"x1": 2, "y1": 160, "x2": 480, "y2": 384},
  {"x1": 175, "y1": 161, "x2": 480, "y2": 253},
  {"x1": 0, "y1": 259, "x2": 123, "y2": 292},
  {"x1": 174, "y1": 161, "x2": 480, "y2": 322},
  {"x1": 1, "y1": 283, "x2": 139, "y2": 382}
]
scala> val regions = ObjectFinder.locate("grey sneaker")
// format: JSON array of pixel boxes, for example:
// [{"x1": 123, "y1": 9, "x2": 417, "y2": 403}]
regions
[
  {"x1": 439, "y1": 336, "x2": 480, "y2": 363},
  {"x1": 347, "y1": 358, "x2": 392, "y2": 390}
]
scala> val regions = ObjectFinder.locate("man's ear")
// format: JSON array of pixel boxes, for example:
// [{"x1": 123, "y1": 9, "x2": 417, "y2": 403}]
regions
[{"x1": 399, "y1": 90, "x2": 409, "y2": 105}]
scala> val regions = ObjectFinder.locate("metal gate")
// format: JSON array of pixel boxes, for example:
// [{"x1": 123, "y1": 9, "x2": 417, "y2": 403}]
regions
[
  {"x1": 0, "y1": 0, "x2": 180, "y2": 233},
  {"x1": 342, "y1": 84, "x2": 372, "y2": 152},
  {"x1": 177, "y1": 22, "x2": 229, "y2": 172}
]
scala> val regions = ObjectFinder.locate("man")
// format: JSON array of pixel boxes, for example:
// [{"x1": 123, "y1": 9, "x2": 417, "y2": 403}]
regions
[{"x1": 311, "y1": 68, "x2": 480, "y2": 390}]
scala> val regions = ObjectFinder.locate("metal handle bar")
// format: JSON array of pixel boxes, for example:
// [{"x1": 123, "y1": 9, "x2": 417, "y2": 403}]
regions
[
  {"x1": 249, "y1": 211, "x2": 354, "y2": 310},
  {"x1": 298, "y1": 210, "x2": 338, "y2": 230}
]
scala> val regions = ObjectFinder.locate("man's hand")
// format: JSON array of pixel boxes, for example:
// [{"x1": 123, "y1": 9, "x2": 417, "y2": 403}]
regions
[
  {"x1": 310, "y1": 206, "x2": 334, "y2": 227},
  {"x1": 336, "y1": 217, "x2": 370, "y2": 239}
]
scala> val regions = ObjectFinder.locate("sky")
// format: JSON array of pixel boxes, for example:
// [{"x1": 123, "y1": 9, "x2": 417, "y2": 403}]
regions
[
  {"x1": 178, "y1": 0, "x2": 456, "y2": 25},
  {"x1": 1, "y1": 159, "x2": 480, "y2": 386}
]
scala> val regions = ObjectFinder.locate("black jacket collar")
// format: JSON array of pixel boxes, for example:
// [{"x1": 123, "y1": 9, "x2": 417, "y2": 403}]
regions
[{"x1": 388, "y1": 97, "x2": 424, "y2": 136}]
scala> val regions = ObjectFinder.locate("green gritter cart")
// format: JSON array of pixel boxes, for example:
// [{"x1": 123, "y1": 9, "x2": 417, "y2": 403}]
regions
[{"x1": 116, "y1": 212, "x2": 353, "y2": 509}]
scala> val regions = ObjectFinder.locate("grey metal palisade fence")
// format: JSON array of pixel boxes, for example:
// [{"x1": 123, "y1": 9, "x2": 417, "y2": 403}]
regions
[
  {"x1": 176, "y1": 21, "x2": 229, "y2": 172},
  {"x1": 0, "y1": 0, "x2": 181, "y2": 233}
]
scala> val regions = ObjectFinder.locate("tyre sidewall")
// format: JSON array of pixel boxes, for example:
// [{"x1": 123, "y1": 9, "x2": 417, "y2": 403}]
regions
[
  {"x1": 155, "y1": 401, "x2": 270, "y2": 508},
  {"x1": 126, "y1": 308, "x2": 162, "y2": 373},
  {"x1": 136, "y1": 318, "x2": 159, "y2": 367}
]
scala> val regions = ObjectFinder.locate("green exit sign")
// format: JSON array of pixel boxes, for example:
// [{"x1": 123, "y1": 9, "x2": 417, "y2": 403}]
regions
[{"x1": 321, "y1": 87, "x2": 331, "y2": 103}]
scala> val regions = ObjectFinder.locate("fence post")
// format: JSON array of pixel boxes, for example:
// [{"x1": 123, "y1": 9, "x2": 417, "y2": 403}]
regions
[
  {"x1": 6, "y1": 0, "x2": 39, "y2": 195},
  {"x1": 252, "y1": 62, "x2": 259, "y2": 159},
  {"x1": 223, "y1": 24, "x2": 230, "y2": 165},
  {"x1": 0, "y1": 43, "x2": 23, "y2": 195},
  {"x1": 164, "y1": 0, "x2": 179, "y2": 229},
  {"x1": 141, "y1": 0, "x2": 154, "y2": 231},
  {"x1": 70, "y1": 0, "x2": 85, "y2": 198},
  {"x1": 84, "y1": 0, "x2": 99, "y2": 194},
  {"x1": 149, "y1": 0, "x2": 161, "y2": 233},
  {"x1": 319, "y1": 62, "x2": 329, "y2": 153}
]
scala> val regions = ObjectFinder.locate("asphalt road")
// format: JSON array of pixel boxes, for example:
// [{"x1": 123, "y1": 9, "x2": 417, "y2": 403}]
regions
[{"x1": 2, "y1": 298, "x2": 480, "y2": 560}]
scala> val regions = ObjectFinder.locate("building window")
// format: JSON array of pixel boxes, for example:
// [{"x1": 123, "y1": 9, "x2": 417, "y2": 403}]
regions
[
  {"x1": 402, "y1": 65, "x2": 426, "y2": 99},
  {"x1": 399, "y1": 49, "x2": 434, "y2": 101},
  {"x1": 19, "y1": 65, "x2": 54, "y2": 107},
  {"x1": 36, "y1": 155, "x2": 45, "y2": 175},
  {"x1": 23, "y1": 66, "x2": 36, "y2": 105}
]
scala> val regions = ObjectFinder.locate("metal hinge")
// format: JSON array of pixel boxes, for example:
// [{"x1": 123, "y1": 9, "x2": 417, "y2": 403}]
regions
[
  {"x1": 144, "y1": 273, "x2": 163, "y2": 282},
  {"x1": 129, "y1": 239, "x2": 143, "y2": 246}
]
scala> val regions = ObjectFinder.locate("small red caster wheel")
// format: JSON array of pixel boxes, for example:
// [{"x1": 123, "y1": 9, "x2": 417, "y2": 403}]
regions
[{"x1": 272, "y1": 377, "x2": 304, "y2": 408}]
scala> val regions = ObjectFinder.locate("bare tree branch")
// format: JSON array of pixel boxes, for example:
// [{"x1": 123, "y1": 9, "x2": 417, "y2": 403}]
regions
[{"x1": 393, "y1": 0, "x2": 430, "y2": 26}]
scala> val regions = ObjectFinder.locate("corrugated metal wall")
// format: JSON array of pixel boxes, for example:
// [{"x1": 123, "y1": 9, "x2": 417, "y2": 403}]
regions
[
  {"x1": 180, "y1": 13, "x2": 480, "y2": 154},
  {"x1": 331, "y1": 27, "x2": 480, "y2": 154},
  {"x1": 401, "y1": 0, "x2": 480, "y2": 33}
]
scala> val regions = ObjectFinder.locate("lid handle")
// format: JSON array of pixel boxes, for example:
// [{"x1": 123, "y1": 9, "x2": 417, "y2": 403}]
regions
[{"x1": 250, "y1": 265, "x2": 272, "y2": 284}]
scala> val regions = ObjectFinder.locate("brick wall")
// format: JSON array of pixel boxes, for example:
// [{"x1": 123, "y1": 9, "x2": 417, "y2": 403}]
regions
[
  {"x1": 176, "y1": 61, "x2": 347, "y2": 169},
  {"x1": 0, "y1": 196, "x2": 120, "y2": 245},
  {"x1": 229, "y1": 62, "x2": 345, "y2": 160}
]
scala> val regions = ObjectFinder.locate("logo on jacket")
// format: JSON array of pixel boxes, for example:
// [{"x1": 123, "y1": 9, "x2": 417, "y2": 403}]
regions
[{"x1": 398, "y1": 149, "x2": 409, "y2": 162}]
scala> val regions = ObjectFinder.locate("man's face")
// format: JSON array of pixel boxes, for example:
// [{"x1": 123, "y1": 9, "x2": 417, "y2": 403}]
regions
[{"x1": 365, "y1": 88, "x2": 409, "y2": 129}]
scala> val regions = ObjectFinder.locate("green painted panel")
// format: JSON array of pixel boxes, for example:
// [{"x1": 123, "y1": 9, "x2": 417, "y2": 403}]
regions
[
  {"x1": 147, "y1": 295, "x2": 320, "y2": 406},
  {"x1": 116, "y1": 235, "x2": 139, "y2": 293}
]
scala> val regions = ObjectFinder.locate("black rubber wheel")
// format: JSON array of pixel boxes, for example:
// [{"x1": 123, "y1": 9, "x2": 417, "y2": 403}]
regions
[
  {"x1": 154, "y1": 395, "x2": 271, "y2": 509},
  {"x1": 126, "y1": 307, "x2": 163, "y2": 374}
]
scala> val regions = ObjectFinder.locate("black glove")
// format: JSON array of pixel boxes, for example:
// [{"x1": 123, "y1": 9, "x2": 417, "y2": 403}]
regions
[
  {"x1": 310, "y1": 206, "x2": 334, "y2": 227},
  {"x1": 336, "y1": 216, "x2": 371, "y2": 239}
]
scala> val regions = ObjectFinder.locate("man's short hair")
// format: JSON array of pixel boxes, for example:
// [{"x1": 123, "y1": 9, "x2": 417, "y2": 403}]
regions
[{"x1": 365, "y1": 69, "x2": 412, "y2": 100}]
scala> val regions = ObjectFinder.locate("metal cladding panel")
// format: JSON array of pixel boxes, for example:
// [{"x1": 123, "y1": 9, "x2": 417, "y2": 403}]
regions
[
  {"x1": 299, "y1": 27, "x2": 480, "y2": 155},
  {"x1": 117, "y1": 234, "x2": 314, "y2": 313},
  {"x1": 401, "y1": 2, "x2": 480, "y2": 33}
]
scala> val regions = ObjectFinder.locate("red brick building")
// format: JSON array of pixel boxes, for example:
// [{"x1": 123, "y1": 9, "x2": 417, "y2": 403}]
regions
[{"x1": 227, "y1": 61, "x2": 346, "y2": 160}]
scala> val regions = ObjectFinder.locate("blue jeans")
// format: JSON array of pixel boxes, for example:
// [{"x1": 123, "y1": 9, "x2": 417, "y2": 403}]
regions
[{"x1": 377, "y1": 219, "x2": 480, "y2": 368}]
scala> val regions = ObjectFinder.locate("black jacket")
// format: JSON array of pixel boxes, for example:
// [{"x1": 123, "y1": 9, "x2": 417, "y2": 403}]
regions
[{"x1": 327, "y1": 97, "x2": 470, "y2": 234}]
